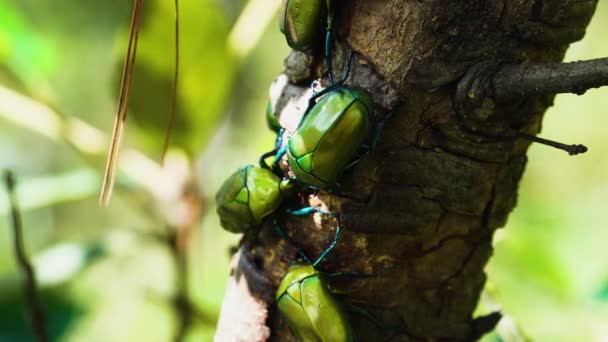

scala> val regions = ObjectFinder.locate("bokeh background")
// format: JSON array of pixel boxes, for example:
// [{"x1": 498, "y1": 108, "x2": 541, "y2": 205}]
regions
[{"x1": 0, "y1": 0, "x2": 606, "y2": 341}]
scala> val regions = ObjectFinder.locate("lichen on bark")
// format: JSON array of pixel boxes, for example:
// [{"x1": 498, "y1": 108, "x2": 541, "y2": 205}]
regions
[{"x1": 215, "y1": 0, "x2": 599, "y2": 340}]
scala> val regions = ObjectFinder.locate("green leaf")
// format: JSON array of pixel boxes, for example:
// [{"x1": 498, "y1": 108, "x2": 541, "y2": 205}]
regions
[{"x1": 124, "y1": 0, "x2": 235, "y2": 156}]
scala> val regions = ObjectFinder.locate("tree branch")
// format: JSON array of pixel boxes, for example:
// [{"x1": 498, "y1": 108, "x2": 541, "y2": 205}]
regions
[
  {"x1": 457, "y1": 57, "x2": 608, "y2": 107},
  {"x1": 4, "y1": 171, "x2": 49, "y2": 342},
  {"x1": 494, "y1": 57, "x2": 608, "y2": 100}
]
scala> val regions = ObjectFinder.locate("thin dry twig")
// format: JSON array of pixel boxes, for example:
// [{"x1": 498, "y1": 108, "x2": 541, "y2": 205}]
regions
[
  {"x1": 518, "y1": 133, "x2": 588, "y2": 156},
  {"x1": 4, "y1": 171, "x2": 49, "y2": 342},
  {"x1": 160, "y1": 0, "x2": 180, "y2": 166},
  {"x1": 172, "y1": 234, "x2": 192, "y2": 342},
  {"x1": 99, "y1": 0, "x2": 144, "y2": 207}
]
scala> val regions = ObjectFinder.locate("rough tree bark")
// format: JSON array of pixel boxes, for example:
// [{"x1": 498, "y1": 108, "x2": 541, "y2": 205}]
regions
[{"x1": 216, "y1": 1, "x2": 601, "y2": 341}]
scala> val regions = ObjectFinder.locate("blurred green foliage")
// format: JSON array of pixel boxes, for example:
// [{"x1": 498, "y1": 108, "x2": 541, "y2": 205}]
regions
[
  {"x1": 0, "y1": 0, "x2": 606, "y2": 341},
  {"x1": 481, "y1": 1, "x2": 608, "y2": 341},
  {"x1": 0, "y1": 0, "x2": 286, "y2": 340}
]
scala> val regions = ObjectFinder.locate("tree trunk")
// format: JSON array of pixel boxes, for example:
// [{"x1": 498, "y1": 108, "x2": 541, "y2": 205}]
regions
[{"x1": 216, "y1": 0, "x2": 599, "y2": 340}]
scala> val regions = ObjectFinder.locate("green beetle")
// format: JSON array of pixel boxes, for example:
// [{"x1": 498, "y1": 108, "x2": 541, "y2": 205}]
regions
[
  {"x1": 276, "y1": 263, "x2": 353, "y2": 342},
  {"x1": 274, "y1": 218, "x2": 354, "y2": 342},
  {"x1": 279, "y1": 0, "x2": 327, "y2": 51},
  {"x1": 280, "y1": 0, "x2": 338, "y2": 83},
  {"x1": 286, "y1": 86, "x2": 374, "y2": 189},
  {"x1": 215, "y1": 165, "x2": 294, "y2": 233},
  {"x1": 274, "y1": 220, "x2": 394, "y2": 341}
]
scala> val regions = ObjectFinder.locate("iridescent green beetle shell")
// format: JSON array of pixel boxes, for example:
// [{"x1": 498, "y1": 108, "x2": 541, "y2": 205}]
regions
[
  {"x1": 276, "y1": 264, "x2": 353, "y2": 342},
  {"x1": 287, "y1": 87, "x2": 373, "y2": 189},
  {"x1": 279, "y1": 0, "x2": 325, "y2": 51},
  {"x1": 215, "y1": 165, "x2": 285, "y2": 233}
]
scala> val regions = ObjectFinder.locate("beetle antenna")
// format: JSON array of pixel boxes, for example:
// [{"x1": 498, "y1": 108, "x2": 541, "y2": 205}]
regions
[
  {"x1": 518, "y1": 133, "x2": 588, "y2": 156},
  {"x1": 160, "y1": 0, "x2": 180, "y2": 166}
]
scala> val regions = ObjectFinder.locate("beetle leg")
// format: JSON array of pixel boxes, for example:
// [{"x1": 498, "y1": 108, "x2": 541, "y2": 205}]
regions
[
  {"x1": 300, "y1": 52, "x2": 355, "y2": 124},
  {"x1": 270, "y1": 145, "x2": 288, "y2": 175},
  {"x1": 328, "y1": 271, "x2": 375, "y2": 279},
  {"x1": 305, "y1": 109, "x2": 390, "y2": 191},
  {"x1": 259, "y1": 132, "x2": 288, "y2": 172},
  {"x1": 325, "y1": 10, "x2": 335, "y2": 85},
  {"x1": 342, "y1": 158, "x2": 362, "y2": 173},
  {"x1": 283, "y1": 207, "x2": 341, "y2": 266},
  {"x1": 305, "y1": 82, "x2": 340, "y2": 115},
  {"x1": 335, "y1": 110, "x2": 393, "y2": 172},
  {"x1": 330, "y1": 119, "x2": 385, "y2": 173},
  {"x1": 338, "y1": 51, "x2": 354, "y2": 84},
  {"x1": 273, "y1": 218, "x2": 313, "y2": 264},
  {"x1": 312, "y1": 51, "x2": 353, "y2": 103},
  {"x1": 287, "y1": 206, "x2": 335, "y2": 218},
  {"x1": 274, "y1": 128, "x2": 285, "y2": 150},
  {"x1": 258, "y1": 149, "x2": 278, "y2": 170},
  {"x1": 326, "y1": 265, "x2": 395, "y2": 279},
  {"x1": 312, "y1": 226, "x2": 341, "y2": 267},
  {"x1": 310, "y1": 79, "x2": 322, "y2": 95},
  {"x1": 371, "y1": 111, "x2": 394, "y2": 149}
]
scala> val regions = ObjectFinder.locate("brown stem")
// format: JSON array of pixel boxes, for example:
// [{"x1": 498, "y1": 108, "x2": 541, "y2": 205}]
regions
[
  {"x1": 171, "y1": 232, "x2": 192, "y2": 342},
  {"x1": 458, "y1": 58, "x2": 608, "y2": 107},
  {"x1": 493, "y1": 57, "x2": 608, "y2": 100},
  {"x1": 160, "y1": 0, "x2": 180, "y2": 165},
  {"x1": 518, "y1": 133, "x2": 588, "y2": 156},
  {"x1": 4, "y1": 171, "x2": 49, "y2": 342}
]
